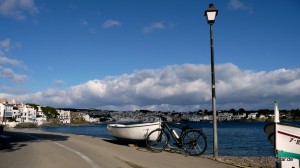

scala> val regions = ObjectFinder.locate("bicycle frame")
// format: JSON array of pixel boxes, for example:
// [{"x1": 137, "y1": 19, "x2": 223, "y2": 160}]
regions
[
  {"x1": 146, "y1": 119, "x2": 208, "y2": 156},
  {"x1": 160, "y1": 122, "x2": 183, "y2": 144}
]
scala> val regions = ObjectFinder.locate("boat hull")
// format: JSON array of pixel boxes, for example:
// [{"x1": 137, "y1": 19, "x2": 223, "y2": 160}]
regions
[
  {"x1": 107, "y1": 122, "x2": 160, "y2": 141},
  {"x1": 264, "y1": 123, "x2": 300, "y2": 160}
]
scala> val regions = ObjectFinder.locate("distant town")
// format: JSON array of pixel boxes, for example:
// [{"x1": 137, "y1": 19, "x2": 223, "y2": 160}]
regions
[{"x1": 1, "y1": 98, "x2": 299, "y2": 128}]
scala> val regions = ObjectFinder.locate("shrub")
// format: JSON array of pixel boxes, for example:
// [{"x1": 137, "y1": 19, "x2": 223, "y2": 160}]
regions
[
  {"x1": 15, "y1": 122, "x2": 38, "y2": 128},
  {"x1": 71, "y1": 119, "x2": 89, "y2": 125},
  {"x1": 39, "y1": 121, "x2": 64, "y2": 127}
]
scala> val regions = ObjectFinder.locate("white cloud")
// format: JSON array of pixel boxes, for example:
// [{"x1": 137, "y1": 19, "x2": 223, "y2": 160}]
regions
[
  {"x1": 0, "y1": 66, "x2": 28, "y2": 82},
  {"x1": 228, "y1": 0, "x2": 245, "y2": 10},
  {"x1": 143, "y1": 22, "x2": 165, "y2": 33},
  {"x1": 228, "y1": 0, "x2": 253, "y2": 14},
  {"x1": 0, "y1": 38, "x2": 28, "y2": 83},
  {"x1": 102, "y1": 19, "x2": 121, "y2": 28},
  {"x1": 80, "y1": 19, "x2": 88, "y2": 26},
  {"x1": 0, "y1": 55, "x2": 22, "y2": 66},
  {"x1": 0, "y1": 0, "x2": 38, "y2": 20},
  {"x1": 0, "y1": 86, "x2": 25, "y2": 94},
  {"x1": 0, "y1": 38, "x2": 22, "y2": 54},
  {"x1": 1, "y1": 63, "x2": 300, "y2": 111},
  {"x1": 0, "y1": 38, "x2": 13, "y2": 52},
  {"x1": 53, "y1": 79, "x2": 66, "y2": 87}
]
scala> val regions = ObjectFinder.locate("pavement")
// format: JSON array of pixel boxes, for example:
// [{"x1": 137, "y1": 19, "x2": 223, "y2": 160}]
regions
[{"x1": 0, "y1": 128, "x2": 236, "y2": 168}]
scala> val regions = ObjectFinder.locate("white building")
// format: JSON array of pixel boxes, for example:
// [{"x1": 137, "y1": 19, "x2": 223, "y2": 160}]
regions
[
  {"x1": 189, "y1": 116, "x2": 202, "y2": 122},
  {"x1": 83, "y1": 114, "x2": 99, "y2": 123},
  {"x1": 232, "y1": 113, "x2": 247, "y2": 120},
  {"x1": 218, "y1": 112, "x2": 233, "y2": 121},
  {"x1": 4, "y1": 104, "x2": 14, "y2": 121},
  {"x1": 0, "y1": 103, "x2": 5, "y2": 123},
  {"x1": 118, "y1": 117, "x2": 140, "y2": 123},
  {"x1": 247, "y1": 112, "x2": 258, "y2": 119},
  {"x1": 18, "y1": 104, "x2": 37, "y2": 123},
  {"x1": 203, "y1": 115, "x2": 213, "y2": 121},
  {"x1": 36, "y1": 106, "x2": 47, "y2": 125},
  {"x1": 12, "y1": 106, "x2": 20, "y2": 121},
  {"x1": 259, "y1": 114, "x2": 267, "y2": 119},
  {"x1": 0, "y1": 99, "x2": 46, "y2": 126},
  {"x1": 58, "y1": 110, "x2": 71, "y2": 124}
]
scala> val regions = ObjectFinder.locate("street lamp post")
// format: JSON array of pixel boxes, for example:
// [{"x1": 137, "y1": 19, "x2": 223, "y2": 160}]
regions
[{"x1": 205, "y1": 3, "x2": 218, "y2": 158}]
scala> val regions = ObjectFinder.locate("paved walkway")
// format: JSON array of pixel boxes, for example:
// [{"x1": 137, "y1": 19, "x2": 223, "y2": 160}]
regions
[{"x1": 0, "y1": 128, "x2": 236, "y2": 168}]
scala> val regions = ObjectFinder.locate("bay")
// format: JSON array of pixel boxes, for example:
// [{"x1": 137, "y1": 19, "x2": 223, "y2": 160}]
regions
[{"x1": 38, "y1": 121, "x2": 300, "y2": 157}]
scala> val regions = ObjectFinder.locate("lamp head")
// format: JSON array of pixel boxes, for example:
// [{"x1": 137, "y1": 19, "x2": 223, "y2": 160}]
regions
[{"x1": 205, "y1": 4, "x2": 218, "y2": 25}]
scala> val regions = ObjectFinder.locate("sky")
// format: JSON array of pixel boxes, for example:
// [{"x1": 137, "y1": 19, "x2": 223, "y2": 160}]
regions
[{"x1": 0, "y1": 0, "x2": 300, "y2": 111}]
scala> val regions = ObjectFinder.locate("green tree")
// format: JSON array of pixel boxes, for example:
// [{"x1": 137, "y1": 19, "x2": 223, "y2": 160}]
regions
[
  {"x1": 41, "y1": 106, "x2": 59, "y2": 118},
  {"x1": 26, "y1": 103, "x2": 39, "y2": 111},
  {"x1": 238, "y1": 108, "x2": 245, "y2": 113},
  {"x1": 290, "y1": 109, "x2": 300, "y2": 119}
]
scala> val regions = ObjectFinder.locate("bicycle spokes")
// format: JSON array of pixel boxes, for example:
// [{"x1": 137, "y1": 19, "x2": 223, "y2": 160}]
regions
[
  {"x1": 146, "y1": 129, "x2": 169, "y2": 152},
  {"x1": 182, "y1": 130, "x2": 207, "y2": 156}
]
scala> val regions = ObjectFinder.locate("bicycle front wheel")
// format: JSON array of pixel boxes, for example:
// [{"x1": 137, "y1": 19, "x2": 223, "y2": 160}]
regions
[
  {"x1": 146, "y1": 129, "x2": 169, "y2": 152},
  {"x1": 182, "y1": 129, "x2": 207, "y2": 156}
]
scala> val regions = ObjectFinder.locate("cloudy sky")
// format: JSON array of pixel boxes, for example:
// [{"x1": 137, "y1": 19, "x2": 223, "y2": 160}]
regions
[{"x1": 0, "y1": 0, "x2": 299, "y2": 111}]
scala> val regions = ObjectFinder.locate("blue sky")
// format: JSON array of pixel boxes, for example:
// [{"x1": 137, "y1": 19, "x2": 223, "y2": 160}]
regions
[{"x1": 0, "y1": 0, "x2": 300, "y2": 111}]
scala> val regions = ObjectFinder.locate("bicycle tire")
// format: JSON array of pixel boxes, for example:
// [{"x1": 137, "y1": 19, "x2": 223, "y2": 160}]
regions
[
  {"x1": 146, "y1": 129, "x2": 169, "y2": 152},
  {"x1": 182, "y1": 129, "x2": 207, "y2": 156}
]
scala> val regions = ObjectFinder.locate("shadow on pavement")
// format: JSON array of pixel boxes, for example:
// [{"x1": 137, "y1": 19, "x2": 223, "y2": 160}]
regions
[
  {"x1": 0, "y1": 129, "x2": 69, "y2": 152},
  {"x1": 103, "y1": 138, "x2": 146, "y2": 147}
]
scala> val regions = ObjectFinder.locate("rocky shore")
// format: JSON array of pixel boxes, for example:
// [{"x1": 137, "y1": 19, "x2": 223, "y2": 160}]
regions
[{"x1": 205, "y1": 156, "x2": 276, "y2": 168}]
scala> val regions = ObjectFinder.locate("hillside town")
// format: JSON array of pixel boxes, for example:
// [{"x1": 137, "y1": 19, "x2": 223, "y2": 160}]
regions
[{"x1": 0, "y1": 98, "x2": 299, "y2": 128}]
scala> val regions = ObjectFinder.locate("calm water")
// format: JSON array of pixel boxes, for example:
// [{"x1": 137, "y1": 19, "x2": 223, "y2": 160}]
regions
[{"x1": 38, "y1": 121, "x2": 300, "y2": 157}]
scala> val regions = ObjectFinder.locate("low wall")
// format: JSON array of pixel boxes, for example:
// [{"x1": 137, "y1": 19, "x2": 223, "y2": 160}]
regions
[{"x1": 3, "y1": 122, "x2": 18, "y2": 128}]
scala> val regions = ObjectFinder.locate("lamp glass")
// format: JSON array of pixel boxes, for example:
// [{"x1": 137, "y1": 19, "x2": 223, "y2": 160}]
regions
[{"x1": 206, "y1": 11, "x2": 216, "y2": 22}]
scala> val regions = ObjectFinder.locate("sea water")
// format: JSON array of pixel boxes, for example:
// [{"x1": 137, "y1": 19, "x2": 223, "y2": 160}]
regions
[{"x1": 39, "y1": 121, "x2": 300, "y2": 157}]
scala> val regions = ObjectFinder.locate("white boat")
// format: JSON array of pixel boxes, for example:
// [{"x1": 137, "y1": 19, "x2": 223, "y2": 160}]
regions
[
  {"x1": 264, "y1": 101, "x2": 300, "y2": 165},
  {"x1": 107, "y1": 122, "x2": 160, "y2": 141}
]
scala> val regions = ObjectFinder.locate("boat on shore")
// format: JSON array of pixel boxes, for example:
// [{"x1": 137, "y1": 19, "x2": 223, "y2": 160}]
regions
[
  {"x1": 107, "y1": 122, "x2": 160, "y2": 141},
  {"x1": 264, "y1": 101, "x2": 300, "y2": 166}
]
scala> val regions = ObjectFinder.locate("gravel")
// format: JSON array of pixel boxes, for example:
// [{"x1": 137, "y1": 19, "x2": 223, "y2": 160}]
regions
[{"x1": 204, "y1": 156, "x2": 276, "y2": 168}]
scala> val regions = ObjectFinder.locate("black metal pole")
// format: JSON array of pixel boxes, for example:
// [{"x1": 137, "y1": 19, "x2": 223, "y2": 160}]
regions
[{"x1": 210, "y1": 24, "x2": 218, "y2": 158}]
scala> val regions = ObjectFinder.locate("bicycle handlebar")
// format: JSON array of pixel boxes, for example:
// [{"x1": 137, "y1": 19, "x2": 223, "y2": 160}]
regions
[{"x1": 154, "y1": 115, "x2": 199, "y2": 131}]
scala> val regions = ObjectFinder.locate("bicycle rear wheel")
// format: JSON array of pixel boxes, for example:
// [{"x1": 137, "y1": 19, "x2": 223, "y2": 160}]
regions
[
  {"x1": 182, "y1": 129, "x2": 207, "y2": 156},
  {"x1": 146, "y1": 129, "x2": 169, "y2": 152}
]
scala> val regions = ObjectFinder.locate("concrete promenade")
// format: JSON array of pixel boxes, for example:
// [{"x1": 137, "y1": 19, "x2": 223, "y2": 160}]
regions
[{"x1": 0, "y1": 128, "x2": 235, "y2": 168}]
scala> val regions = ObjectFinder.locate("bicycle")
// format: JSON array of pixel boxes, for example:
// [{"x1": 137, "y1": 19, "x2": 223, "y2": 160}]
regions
[{"x1": 145, "y1": 119, "x2": 207, "y2": 156}]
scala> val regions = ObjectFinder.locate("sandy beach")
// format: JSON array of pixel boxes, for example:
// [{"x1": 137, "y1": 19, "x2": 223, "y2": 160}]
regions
[{"x1": 0, "y1": 128, "x2": 239, "y2": 168}]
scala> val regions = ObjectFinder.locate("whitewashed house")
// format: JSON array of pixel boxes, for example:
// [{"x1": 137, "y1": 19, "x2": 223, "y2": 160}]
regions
[
  {"x1": 12, "y1": 106, "x2": 20, "y2": 121},
  {"x1": 268, "y1": 114, "x2": 275, "y2": 119},
  {"x1": 18, "y1": 104, "x2": 37, "y2": 123},
  {"x1": 36, "y1": 106, "x2": 47, "y2": 125},
  {"x1": 203, "y1": 115, "x2": 213, "y2": 121},
  {"x1": 142, "y1": 116, "x2": 160, "y2": 122},
  {"x1": 0, "y1": 103, "x2": 6, "y2": 123},
  {"x1": 2, "y1": 104, "x2": 19, "y2": 127},
  {"x1": 58, "y1": 110, "x2": 71, "y2": 124},
  {"x1": 189, "y1": 116, "x2": 202, "y2": 122},
  {"x1": 259, "y1": 114, "x2": 267, "y2": 119},
  {"x1": 4, "y1": 104, "x2": 14, "y2": 120},
  {"x1": 247, "y1": 112, "x2": 258, "y2": 119},
  {"x1": 118, "y1": 117, "x2": 139, "y2": 123},
  {"x1": 83, "y1": 114, "x2": 99, "y2": 123},
  {"x1": 218, "y1": 112, "x2": 233, "y2": 121},
  {"x1": 232, "y1": 113, "x2": 247, "y2": 120}
]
